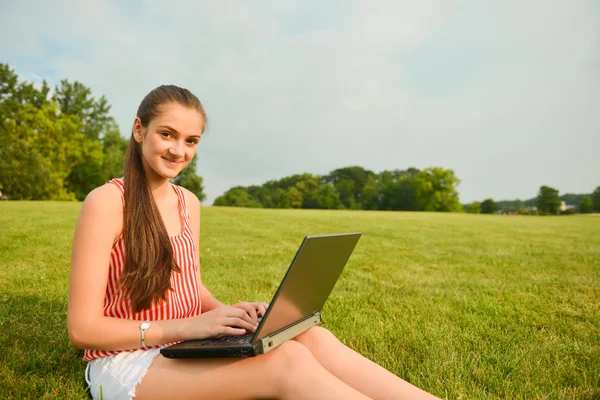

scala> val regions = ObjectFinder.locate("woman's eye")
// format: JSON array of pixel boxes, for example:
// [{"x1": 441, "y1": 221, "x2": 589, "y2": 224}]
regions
[
  {"x1": 161, "y1": 131, "x2": 172, "y2": 138},
  {"x1": 188, "y1": 139, "x2": 199, "y2": 144}
]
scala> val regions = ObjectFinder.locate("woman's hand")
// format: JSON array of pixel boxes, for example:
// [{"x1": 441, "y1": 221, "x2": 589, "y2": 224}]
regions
[
  {"x1": 184, "y1": 306, "x2": 259, "y2": 340},
  {"x1": 231, "y1": 301, "x2": 269, "y2": 324}
]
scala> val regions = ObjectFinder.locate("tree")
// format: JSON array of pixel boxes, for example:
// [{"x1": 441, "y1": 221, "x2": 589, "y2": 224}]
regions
[
  {"x1": 377, "y1": 169, "x2": 420, "y2": 211},
  {"x1": 592, "y1": 187, "x2": 600, "y2": 212},
  {"x1": 213, "y1": 187, "x2": 260, "y2": 208},
  {"x1": 53, "y1": 80, "x2": 117, "y2": 200},
  {"x1": 172, "y1": 154, "x2": 206, "y2": 201},
  {"x1": 469, "y1": 202, "x2": 481, "y2": 213},
  {"x1": 334, "y1": 178, "x2": 356, "y2": 209},
  {"x1": 53, "y1": 80, "x2": 114, "y2": 141},
  {"x1": 537, "y1": 186, "x2": 561, "y2": 215},
  {"x1": 325, "y1": 166, "x2": 376, "y2": 208},
  {"x1": 480, "y1": 199, "x2": 497, "y2": 214},
  {"x1": 579, "y1": 196, "x2": 593, "y2": 213},
  {"x1": 0, "y1": 103, "x2": 88, "y2": 200},
  {"x1": 413, "y1": 167, "x2": 462, "y2": 212},
  {"x1": 316, "y1": 184, "x2": 341, "y2": 209},
  {"x1": 361, "y1": 176, "x2": 378, "y2": 210},
  {"x1": 102, "y1": 129, "x2": 129, "y2": 179}
]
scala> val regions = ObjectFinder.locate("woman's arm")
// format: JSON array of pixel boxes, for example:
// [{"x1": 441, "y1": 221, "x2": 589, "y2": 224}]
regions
[{"x1": 67, "y1": 185, "x2": 191, "y2": 350}]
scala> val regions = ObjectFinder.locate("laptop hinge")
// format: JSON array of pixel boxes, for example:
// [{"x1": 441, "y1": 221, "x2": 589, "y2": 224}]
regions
[{"x1": 259, "y1": 312, "x2": 322, "y2": 354}]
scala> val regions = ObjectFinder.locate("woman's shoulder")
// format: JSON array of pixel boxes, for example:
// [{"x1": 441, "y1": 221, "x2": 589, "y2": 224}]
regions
[
  {"x1": 81, "y1": 181, "x2": 124, "y2": 217},
  {"x1": 76, "y1": 182, "x2": 124, "y2": 243},
  {"x1": 175, "y1": 185, "x2": 201, "y2": 211}
]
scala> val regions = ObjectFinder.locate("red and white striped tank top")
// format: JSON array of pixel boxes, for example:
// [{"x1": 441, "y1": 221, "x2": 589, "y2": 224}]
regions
[{"x1": 83, "y1": 178, "x2": 202, "y2": 362}]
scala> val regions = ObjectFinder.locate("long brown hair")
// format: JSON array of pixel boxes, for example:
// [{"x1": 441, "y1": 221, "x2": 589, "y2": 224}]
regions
[{"x1": 120, "y1": 85, "x2": 207, "y2": 313}]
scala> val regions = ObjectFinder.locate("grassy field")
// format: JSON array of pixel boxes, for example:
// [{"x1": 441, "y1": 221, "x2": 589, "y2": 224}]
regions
[{"x1": 0, "y1": 202, "x2": 599, "y2": 399}]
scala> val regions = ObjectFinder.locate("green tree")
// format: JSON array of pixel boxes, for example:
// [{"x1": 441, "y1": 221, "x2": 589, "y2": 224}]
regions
[
  {"x1": 172, "y1": 154, "x2": 206, "y2": 201},
  {"x1": 102, "y1": 129, "x2": 129, "y2": 179},
  {"x1": 377, "y1": 168, "x2": 420, "y2": 211},
  {"x1": 316, "y1": 184, "x2": 341, "y2": 209},
  {"x1": 592, "y1": 187, "x2": 600, "y2": 212},
  {"x1": 334, "y1": 179, "x2": 356, "y2": 209},
  {"x1": 0, "y1": 103, "x2": 87, "y2": 200},
  {"x1": 481, "y1": 199, "x2": 497, "y2": 214},
  {"x1": 0, "y1": 63, "x2": 51, "y2": 115},
  {"x1": 361, "y1": 176, "x2": 378, "y2": 210},
  {"x1": 469, "y1": 201, "x2": 481, "y2": 213},
  {"x1": 272, "y1": 188, "x2": 290, "y2": 208},
  {"x1": 53, "y1": 80, "x2": 114, "y2": 141},
  {"x1": 579, "y1": 195, "x2": 593, "y2": 213},
  {"x1": 213, "y1": 187, "x2": 260, "y2": 208},
  {"x1": 288, "y1": 186, "x2": 303, "y2": 208},
  {"x1": 53, "y1": 80, "x2": 117, "y2": 200},
  {"x1": 413, "y1": 167, "x2": 462, "y2": 212},
  {"x1": 537, "y1": 186, "x2": 561, "y2": 215},
  {"x1": 326, "y1": 166, "x2": 376, "y2": 208}
]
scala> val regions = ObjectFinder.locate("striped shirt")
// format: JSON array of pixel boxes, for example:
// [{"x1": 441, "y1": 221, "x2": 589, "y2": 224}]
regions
[{"x1": 83, "y1": 178, "x2": 202, "y2": 362}]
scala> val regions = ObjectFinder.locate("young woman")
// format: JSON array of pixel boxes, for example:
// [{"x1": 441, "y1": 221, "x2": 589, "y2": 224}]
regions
[{"x1": 67, "y1": 85, "x2": 439, "y2": 400}]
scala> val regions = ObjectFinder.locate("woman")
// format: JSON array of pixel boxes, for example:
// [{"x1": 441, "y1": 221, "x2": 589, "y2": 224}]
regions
[{"x1": 67, "y1": 85, "x2": 439, "y2": 400}]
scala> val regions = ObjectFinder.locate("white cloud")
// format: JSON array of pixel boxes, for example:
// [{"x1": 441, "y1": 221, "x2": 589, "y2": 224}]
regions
[{"x1": 1, "y1": 0, "x2": 598, "y2": 204}]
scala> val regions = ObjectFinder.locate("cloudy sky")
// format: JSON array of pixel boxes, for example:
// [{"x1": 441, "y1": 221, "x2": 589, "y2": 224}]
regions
[{"x1": 1, "y1": 0, "x2": 599, "y2": 204}]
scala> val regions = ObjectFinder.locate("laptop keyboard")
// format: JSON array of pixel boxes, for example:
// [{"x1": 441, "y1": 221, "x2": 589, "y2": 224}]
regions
[{"x1": 198, "y1": 332, "x2": 254, "y2": 346}]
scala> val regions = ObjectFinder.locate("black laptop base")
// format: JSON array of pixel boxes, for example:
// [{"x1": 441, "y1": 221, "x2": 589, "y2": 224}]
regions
[{"x1": 161, "y1": 335, "x2": 260, "y2": 359}]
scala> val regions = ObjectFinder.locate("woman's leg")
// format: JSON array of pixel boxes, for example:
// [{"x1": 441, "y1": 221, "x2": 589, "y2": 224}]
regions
[
  {"x1": 293, "y1": 327, "x2": 440, "y2": 400},
  {"x1": 135, "y1": 340, "x2": 372, "y2": 400}
]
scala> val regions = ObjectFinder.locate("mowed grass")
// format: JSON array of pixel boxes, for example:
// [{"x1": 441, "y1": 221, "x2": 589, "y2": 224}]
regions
[{"x1": 0, "y1": 202, "x2": 599, "y2": 399}]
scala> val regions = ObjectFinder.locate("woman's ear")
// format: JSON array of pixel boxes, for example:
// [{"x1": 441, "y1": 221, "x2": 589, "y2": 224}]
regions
[{"x1": 133, "y1": 118, "x2": 144, "y2": 143}]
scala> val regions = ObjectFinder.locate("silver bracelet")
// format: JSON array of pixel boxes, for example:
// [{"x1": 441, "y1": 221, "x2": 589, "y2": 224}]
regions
[{"x1": 140, "y1": 320, "x2": 151, "y2": 347}]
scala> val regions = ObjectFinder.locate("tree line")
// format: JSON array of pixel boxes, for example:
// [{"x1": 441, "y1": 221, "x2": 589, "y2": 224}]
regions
[
  {"x1": 214, "y1": 166, "x2": 463, "y2": 212},
  {"x1": 466, "y1": 186, "x2": 600, "y2": 215},
  {"x1": 0, "y1": 63, "x2": 205, "y2": 201}
]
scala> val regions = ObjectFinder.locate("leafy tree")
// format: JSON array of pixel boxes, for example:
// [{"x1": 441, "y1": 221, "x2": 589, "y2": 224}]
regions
[
  {"x1": 481, "y1": 199, "x2": 497, "y2": 214},
  {"x1": 469, "y1": 201, "x2": 481, "y2": 213},
  {"x1": 213, "y1": 187, "x2": 260, "y2": 208},
  {"x1": 0, "y1": 63, "x2": 51, "y2": 115},
  {"x1": 172, "y1": 154, "x2": 206, "y2": 201},
  {"x1": 537, "y1": 186, "x2": 561, "y2": 215},
  {"x1": 53, "y1": 80, "x2": 114, "y2": 141},
  {"x1": 272, "y1": 188, "x2": 290, "y2": 208},
  {"x1": 102, "y1": 129, "x2": 129, "y2": 179},
  {"x1": 53, "y1": 80, "x2": 118, "y2": 199},
  {"x1": 316, "y1": 184, "x2": 341, "y2": 209},
  {"x1": 579, "y1": 196, "x2": 593, "y2": 213},
  {"x1": 361, "y1": 175, "x2": 378, "y2": 210},
  {"x1": 592, "y1": 187, "x2": 600, "y2": 212},
  {"x1": 414, "y1": 167, "x2": 461, "y2": 212},
  {"x1": 326, "y1": 166, "x2": 376, "y2": 208},
  {"x1": 0, "y1": 103, "x2": 87, "y2": 200},
  {"x1": 334, "y1": 178, "x2": 357, "y2": 209},
  {"x1": 380, "y1": 177, "x2": 418, "y2": 211},
  {"x1": 377, "y1": 169, "x2": 420, "y2": 211}
]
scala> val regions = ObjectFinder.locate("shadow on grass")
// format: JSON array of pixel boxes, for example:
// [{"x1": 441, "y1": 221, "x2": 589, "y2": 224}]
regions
[{"x1": 0, "y1": 294, "x2": 88, "y2": 399}]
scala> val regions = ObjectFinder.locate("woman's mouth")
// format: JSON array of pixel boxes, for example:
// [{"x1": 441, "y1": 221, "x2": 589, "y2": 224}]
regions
[{"x1": 162, "y1": 157, "x2": 182, "y2": 167}]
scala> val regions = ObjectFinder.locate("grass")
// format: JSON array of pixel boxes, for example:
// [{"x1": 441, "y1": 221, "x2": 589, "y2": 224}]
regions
[{"x1": 0, "y1": 202, "x2": 599, "y2": 399}]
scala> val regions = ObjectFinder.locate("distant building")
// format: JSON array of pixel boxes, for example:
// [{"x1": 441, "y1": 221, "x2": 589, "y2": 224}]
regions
[{"x1": 560, "y1": 201, "x2": 577, "y2": 212}]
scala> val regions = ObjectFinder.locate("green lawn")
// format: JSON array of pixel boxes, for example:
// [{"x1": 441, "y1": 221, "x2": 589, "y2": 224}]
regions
[{"x1": 1, "y1": 202, "x2": 599, "y2": 399}]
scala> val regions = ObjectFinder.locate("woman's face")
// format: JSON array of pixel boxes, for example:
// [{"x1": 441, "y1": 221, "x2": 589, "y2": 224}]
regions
[{"x1": 134, "y1": 102, "x2": 204, "y2": 180}]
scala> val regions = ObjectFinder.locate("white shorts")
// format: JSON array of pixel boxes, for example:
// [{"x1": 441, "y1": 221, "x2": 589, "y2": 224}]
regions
[{"x1": 85, "y1": 348, "x2": 162, "y2": 400}]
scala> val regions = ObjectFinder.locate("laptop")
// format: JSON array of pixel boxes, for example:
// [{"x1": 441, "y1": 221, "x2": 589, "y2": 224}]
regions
[{"x1": 160, "y1": 232, "x2": 362, "y2": 358}]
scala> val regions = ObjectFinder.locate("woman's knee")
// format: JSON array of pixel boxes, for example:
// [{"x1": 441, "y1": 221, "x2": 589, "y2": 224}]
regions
[
  {"x1": 265, "y1": 341, "x2": 321, "y2": 394},
  {"x1": 267, "y1": 340, "x2": 314, "y2": 371},
  {"x1": 295, "y1": 326, "x2": 340, "y2": 350}
]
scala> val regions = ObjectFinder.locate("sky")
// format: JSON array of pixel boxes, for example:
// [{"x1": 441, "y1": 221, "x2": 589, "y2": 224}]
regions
[{"x1": 1, "y1": 0, "x2": 599, "y2": 205}]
